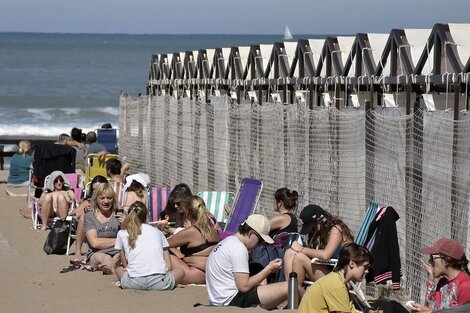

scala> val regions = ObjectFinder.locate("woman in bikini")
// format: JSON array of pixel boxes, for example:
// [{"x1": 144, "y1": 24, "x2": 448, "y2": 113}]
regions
[
  {"x1": 284, "y1": 204, "x2": 354, "y2": 289},
  {"x1": 167, "y1": 195, "x2": 220, "y2": 284}
]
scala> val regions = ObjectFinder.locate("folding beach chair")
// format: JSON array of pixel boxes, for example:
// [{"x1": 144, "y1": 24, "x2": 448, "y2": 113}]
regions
[
  {"x1": 197, "y1": 191, "x2": 234, "y2": 223},
  {"x1": 97, "y1": 128, "x2": 118, "y2": 154},
  {"x1": 63, "y1": 173, "x2": 84, "y2": 202},
  {"x1": 85, "y1": 153, "x2": 120, "y2": 184},
  {"x1": 307, "y1": 200, "x2": 380, "y2": 310},
  {"x1": 31, "y1": 173, "x2": 78, "y2": 230},
  {"x1": 223, "y1": 177, "x2": 263, "y2": 232},
  {"x1": 147, "y1": 186, "x2": 173, "y2": 223}
]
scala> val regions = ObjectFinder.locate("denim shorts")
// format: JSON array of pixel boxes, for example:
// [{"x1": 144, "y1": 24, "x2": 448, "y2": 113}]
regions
[{"x1": 120, "y1": 272, "x2": 175, "y2": 291}]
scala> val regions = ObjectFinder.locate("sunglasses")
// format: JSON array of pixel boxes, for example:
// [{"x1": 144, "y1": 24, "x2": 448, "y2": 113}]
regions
[
  {"x1": 428, "y1": 254, "x2": 444, "y2": 266},
  {"x1": 252, "y1": 230, "x2": 264, "y2": 243}
]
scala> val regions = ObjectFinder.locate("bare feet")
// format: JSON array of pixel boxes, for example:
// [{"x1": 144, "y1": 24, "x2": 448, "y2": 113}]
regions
[
  {"x1": 100, "y1": 264, "x2": 114, "y2": 275},
  {"x1": 19, "y1": 207, "x2": 32, "y2": 219}
]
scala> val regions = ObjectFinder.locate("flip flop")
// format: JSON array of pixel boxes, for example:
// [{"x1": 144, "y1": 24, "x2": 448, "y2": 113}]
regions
[{"x1": 60, "y1": 265, "x2": 79, "y2": 273}]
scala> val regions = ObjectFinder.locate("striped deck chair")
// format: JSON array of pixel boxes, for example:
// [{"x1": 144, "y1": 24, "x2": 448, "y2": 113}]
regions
[
  {"x1": 109, "y1": 181, "x2": 126, "y2": 206},
  {"x1": 308, "y1": 200, "x2": 380, "y2": 310},
  {"x1": 223, "y1": 177, "x2": 263, "y2": 232},
  {"x1": 148, "y1": 186, "x2": 173, "y2": 223},
  {"x1": 197, "y1": 191, "x2": 234, "y2": 223}
]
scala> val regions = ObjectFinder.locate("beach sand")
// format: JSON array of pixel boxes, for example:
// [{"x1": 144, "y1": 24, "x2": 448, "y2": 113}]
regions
[{"x1": 0, "y1": 171, "x2": 291, "y2": 313}]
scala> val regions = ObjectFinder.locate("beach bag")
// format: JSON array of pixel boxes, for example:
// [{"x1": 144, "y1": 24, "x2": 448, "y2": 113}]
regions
[
  {"x1": 43, "y1": 219, "x2": 75, "y2": 255},
  {"x1": 250, "y1": 243, "x2": 283, "y2": 283},
  {"x1": 249, "y1": 232, "x2": 302, "y2": 283}
]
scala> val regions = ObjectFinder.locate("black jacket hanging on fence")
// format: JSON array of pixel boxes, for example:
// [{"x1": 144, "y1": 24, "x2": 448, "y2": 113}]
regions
[{"x1": 365, "y1": 206, "x2": 402, "y2": 290}]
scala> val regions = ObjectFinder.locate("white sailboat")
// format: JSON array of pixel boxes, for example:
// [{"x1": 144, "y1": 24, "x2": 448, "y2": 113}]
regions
[{"x1": 283, "y1": 25, "x2": 293, "y2": 40}]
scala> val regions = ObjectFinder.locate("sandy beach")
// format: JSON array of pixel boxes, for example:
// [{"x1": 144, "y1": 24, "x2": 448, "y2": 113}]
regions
[{"x1": 0, "y1": 170, "x2": 288, "y2": 313}]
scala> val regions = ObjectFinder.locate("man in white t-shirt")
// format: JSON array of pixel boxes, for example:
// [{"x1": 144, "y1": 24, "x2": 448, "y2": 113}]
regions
[{"x1": 205, "y1": 214, "x2": 288, "y2": 309}]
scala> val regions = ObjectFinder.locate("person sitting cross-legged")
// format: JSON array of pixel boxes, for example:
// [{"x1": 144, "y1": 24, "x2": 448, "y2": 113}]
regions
[
  {"x1": 114, "y1": 201, "x2": 184, "y2": 290},
  {"x1": 205, "y1": 214, "x2": 289, "y2": 309}
]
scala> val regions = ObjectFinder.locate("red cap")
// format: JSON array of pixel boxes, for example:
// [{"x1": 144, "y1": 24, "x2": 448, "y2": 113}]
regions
[{"x1": 421, "y1": 238, "x2": 464, "y2": 260}]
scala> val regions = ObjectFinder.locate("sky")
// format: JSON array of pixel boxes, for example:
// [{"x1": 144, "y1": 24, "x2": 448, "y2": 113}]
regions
[{"x1": 0, "y1": 0, "x2": 469, "y2": 35}]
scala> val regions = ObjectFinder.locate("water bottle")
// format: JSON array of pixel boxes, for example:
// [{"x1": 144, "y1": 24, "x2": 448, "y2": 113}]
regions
[{"x1": 287, "y1": 272, "x2": 298, "y2": 309}]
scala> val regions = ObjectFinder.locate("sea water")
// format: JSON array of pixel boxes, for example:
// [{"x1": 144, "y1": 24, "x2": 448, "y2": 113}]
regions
[{"x1": 0, "y1": 32, "x2": 316, "y2": 137}]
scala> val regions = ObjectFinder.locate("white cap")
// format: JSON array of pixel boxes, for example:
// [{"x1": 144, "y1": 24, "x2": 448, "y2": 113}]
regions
[
  {"x1": 244, "y1": 214, "x2": 273, "y2": 244},
  {"x1": 125, "y1": 173, "x2": 148, "y2": 189}
]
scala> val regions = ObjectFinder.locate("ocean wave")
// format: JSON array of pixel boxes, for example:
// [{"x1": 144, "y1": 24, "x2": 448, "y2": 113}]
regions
[{"x1": 0, "y1": 123, "x2": 109, "y2": 137}]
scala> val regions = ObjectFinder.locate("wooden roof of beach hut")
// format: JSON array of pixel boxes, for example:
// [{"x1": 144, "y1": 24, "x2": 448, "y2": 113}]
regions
[
  {"x1": 183, "y1": 51, "x2": 198, "y2": 79},
  {"x1": 169, "y1": 52, "x2": 184, "y2": 79},
  {"x1": 317, "y1": 36, "x2": 355, "y2": 77},
  {"x1": 343, "y1": 33, "x2": 388, "y2": 78},
  {"x1": 292, "y1": 39, "x2": 315, "y2": 78},
  {"x1": 157, "y1": 54, "x2": 171, "y2": 80},
  {"x1": 244, "y1": 44, "x2": 273, "y2": 79},
  {"x1": 264, "y1": 42, "x2": 298, "y2": 79},
  {"x1": 209, "y1": 48, "x2": 228, "y2": 79},
  {"x1": 375, "y1": 28, "x2": 432, "y2": 79},
  {"x1": 414, "y1": 23, "x2": 470, "y2": 79},
  {"x1": 149, "y1": 54, "x2": 160, "y2": 82},
  {"x1": 196, "y1": 49, "x2": 215, "y2": 79},
  {"x1": 226, "y1": 46, "x2": 250, "y2": 80}
]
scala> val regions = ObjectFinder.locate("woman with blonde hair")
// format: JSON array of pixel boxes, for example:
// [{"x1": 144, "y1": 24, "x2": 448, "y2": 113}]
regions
[
  {"x1": 167, "y1": 195, "x2": 220, "y2": 284},
  {"x1": 84, "y1": 183, "x2": 124, "y2": 274},
  {"x1": 114, "y1": 201, "x2": 184, "y2": 290},
  {"x1": 5, "y1": 141, "x2": 34, "y2": 196}
]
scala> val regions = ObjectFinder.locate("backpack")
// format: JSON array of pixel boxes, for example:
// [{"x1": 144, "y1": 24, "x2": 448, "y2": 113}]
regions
[
  {"x1": 43, "y1": 219, "x2": 76, "y2": 255},
  {"x1": 249, "y1": 232, "x2": 302, "y2": 283}
]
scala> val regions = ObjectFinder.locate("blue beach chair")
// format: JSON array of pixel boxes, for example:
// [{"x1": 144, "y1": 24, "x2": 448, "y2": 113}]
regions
[{"x1": 223, "y1": 177, "x2": 263, "y2": 233}]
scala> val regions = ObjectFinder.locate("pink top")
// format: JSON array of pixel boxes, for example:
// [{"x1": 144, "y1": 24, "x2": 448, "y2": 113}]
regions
[{"x1": 425, "y1": 271, "x2": 470, "y2": 309}]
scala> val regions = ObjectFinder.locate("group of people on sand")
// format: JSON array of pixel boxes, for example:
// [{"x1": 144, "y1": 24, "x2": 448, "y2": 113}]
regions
[{"x1": 4, "y1": 137, "x2": 470, "y2": 311}]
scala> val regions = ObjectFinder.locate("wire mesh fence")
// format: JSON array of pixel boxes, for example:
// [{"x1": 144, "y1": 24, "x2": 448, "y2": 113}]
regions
[{"x1": 119, "y1": 93, "x2": 470, "y2": 302}]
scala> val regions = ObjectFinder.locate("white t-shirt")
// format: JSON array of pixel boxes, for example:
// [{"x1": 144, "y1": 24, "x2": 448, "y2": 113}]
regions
[
  {"x1": 205, "y1": 235, "x2": 249, "y2": 306},
  {"x1": 115, "y1": 224, "x2": 169, "y2": 277}
]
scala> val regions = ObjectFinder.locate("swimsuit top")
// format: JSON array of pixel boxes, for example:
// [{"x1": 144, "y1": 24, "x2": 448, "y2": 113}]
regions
[
  {"x1": 179, "y1": 225, "x2": 218, "y2": 257},
  {"x1": 269, "y1": 212, "x2": 298, "y2": 238}
]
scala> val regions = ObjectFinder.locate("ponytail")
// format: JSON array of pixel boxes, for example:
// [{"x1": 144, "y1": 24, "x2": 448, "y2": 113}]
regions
[{"x1": 121, "y1": 201, "x2": 148, "y2": 250}]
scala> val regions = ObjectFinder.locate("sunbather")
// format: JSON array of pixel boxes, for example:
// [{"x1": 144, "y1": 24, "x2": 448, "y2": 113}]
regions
[
  {"x1": 5, "y1": 140, "x2": 33, "y2": 197},
  {"x1": 115, "y1": 201, "x2": 184, "y2": 290},
  {"x1": 284, "y1": 204, "x2": 354, "y2": 288},
  {"x1": 167, "y1": 196, "x2": 219, "y2": 284},
  {"x1": 84, "y1": 183, "x2": 124, "y2": 274},
  {"x1": 158, "y1": 183, "x2": 192, "y2": 234},
  {"x1": 298, "y1": 243, "x2": 373, "y2": 313},
  {"x1": 38, "y1": 171, "x2": 76, "y2": 231}
]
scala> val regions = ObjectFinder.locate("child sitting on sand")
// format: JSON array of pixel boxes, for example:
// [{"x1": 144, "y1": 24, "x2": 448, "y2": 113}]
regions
[{"x1": 115, "y1": 201, "x2": 184, "y2": 290}]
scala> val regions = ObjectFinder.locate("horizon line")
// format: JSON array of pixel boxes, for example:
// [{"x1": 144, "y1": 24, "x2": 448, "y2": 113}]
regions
[{"x1": 0, "y1": 31, "x2": 348, "y2": 37}]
